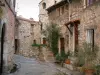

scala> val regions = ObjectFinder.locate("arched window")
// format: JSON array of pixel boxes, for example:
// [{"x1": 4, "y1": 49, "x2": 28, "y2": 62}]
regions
[{"x1": 42, "y1": 2, "x2": 46, "y2": 9}]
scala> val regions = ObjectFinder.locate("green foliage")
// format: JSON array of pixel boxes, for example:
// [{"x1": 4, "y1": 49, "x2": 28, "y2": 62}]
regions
[
  {"x1": 95, "y1": 65, "x2": 100, "y2": 75},
  {"x1": 32, "y1": 44, "x2": 47, "y2": 47},
  {"x1": 76, "y1": 42, "x2": 99, "y2": 68},
  {"x1": 42, "y1": 23, "x2": 61, "y2": 56},
  {"x1": 55, "y1": 51, "x2": 69, "y2": 62}
]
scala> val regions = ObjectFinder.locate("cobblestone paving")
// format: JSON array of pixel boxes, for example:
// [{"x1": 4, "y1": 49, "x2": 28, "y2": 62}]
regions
[
  {"x1": 8, "y1": 55, "x2": 60, "y2": 75},
  {"x1": 4, "y1": 55, "x2": 82, "y2": 75}
]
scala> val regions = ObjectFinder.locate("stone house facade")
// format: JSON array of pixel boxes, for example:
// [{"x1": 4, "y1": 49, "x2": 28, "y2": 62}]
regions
[
  {"x1": 39, "y1": 0, "x2": 63, "y2": 44},
  {"x1": 39, "y1": 0, "x2": 100, "y2": 59},
  {"x1": 17, "y1": 17, "x2": 41, "y2": 57},
  {"x1": 0, "y1": 0, "x2": 16, "y2": 74}
]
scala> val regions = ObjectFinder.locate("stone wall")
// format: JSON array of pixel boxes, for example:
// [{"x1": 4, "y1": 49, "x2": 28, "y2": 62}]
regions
[
  {"x1": 47, "y1": 1, "x2": 70, "y2": 53},
  {"x1": 0, "y1": 0, "x2": 16, "y2": 73},
  {"x1": 31, "y1": 46, "x2": 55, "y2": 62},
  {"x1": 17, "y1": 17, "x2": 41, "y2": 58}
]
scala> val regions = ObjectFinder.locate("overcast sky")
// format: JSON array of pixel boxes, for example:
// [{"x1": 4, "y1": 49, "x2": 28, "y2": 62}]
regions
[{"x1": 16, "y1": 0, "x2": 41, "y2": 21}]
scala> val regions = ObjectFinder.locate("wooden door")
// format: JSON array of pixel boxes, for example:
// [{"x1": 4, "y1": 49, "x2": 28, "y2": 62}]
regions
[
  {"x1": 74, "y1": 24, "x2": 78, "y2": 52},
  {"x1": 60, "y1": 38, "x2": 65, "y2": 51}
]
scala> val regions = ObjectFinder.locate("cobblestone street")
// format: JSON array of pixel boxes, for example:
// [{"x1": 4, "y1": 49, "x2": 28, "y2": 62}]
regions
[
  {"x1": 4, "y1": 55, "x2": 82, "y2": 75},
  {"x1": 7, "y1": 55, "x2": 60, "y2": 75}
]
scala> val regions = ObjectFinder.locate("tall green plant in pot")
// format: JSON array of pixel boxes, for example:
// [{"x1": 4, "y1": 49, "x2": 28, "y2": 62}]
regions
[
  {"x1": 42, "y1": 23, "x2": 61, "y2": 56},
  {"x1": 76, "y1": 43, "x2": 99, "y2": 75}
]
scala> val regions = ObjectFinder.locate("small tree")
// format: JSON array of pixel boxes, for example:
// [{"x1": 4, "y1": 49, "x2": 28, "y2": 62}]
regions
[{"x1": 42, "y1": 23, "x2": 61, "y2": 56}]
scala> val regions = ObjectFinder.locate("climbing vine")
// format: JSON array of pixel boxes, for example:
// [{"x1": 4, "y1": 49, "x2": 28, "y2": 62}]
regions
[{"x1": 42, "y1": 23, "x2": 61, "y2": 56}]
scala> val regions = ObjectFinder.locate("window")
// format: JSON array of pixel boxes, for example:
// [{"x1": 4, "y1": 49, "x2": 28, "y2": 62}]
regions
[
  {"x1": 33, "y1": 40, "x2": 36, "y2": 44},
  {"x1": 86, "y1": 29, "x2": 94, "y2": 46},
  {"x1": 42, "y1": 3, "x2": 46, "y2": 9},
  {"x1": 61, "y1": 6, "x2": 64, "y2": 14},
  {"x1": 65, "y1": 4, "x2": 68, "y2": 10},
  {"x1": 41, "y1": 23, "x2": 43, "y2": 31},
  {"x1": 55, "y1": 1, "x2": 57, "y2": 4},
  {"x1": 58, "y1": 8, "x2": 60, "y2": 16},
  {"x1": 43, "y1": 38, "x2": 46, "y2": 44},
  {"x1": 86, "y1": 0, "x2": 98, "y2": 6}
]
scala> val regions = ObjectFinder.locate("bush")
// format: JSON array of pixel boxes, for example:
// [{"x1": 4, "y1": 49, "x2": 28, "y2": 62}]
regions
[
  {"x1": 32, "y1": 44, "x2": 47, "y2": 47},
  {"x1": 95, "y1": 65, "x2": 100, "y2": 75},
  {"x1": 76, "y1": 42, "x2": 99, "y2": 68},
  {"x1": 55, "y1": 51, "x2": 69, "y2": 62},
  {"x1": 42, "y1": 23, "x2": 61, "y2": 56}
]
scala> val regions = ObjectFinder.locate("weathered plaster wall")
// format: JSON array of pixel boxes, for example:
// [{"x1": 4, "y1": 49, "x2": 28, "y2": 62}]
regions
[{"x1": 1, "y1": 0, "x2": 16, "y2": 72}]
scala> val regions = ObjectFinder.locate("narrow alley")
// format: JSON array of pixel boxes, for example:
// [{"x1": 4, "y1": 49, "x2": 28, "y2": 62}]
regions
[
  {"x1": 0, "y1": 0, "x2": 100, "y2": 75},
  {"x1": 3, "y1": 55, "x2": 82, "y2": 75},
  {"x1": 7, "y1": 55, "x2": 59, "y2": 75}
]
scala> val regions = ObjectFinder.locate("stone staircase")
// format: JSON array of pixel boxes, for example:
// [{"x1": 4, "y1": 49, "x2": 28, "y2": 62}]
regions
[{"x1": 41, "y1": 47, "x2": 55, "y2": 62}]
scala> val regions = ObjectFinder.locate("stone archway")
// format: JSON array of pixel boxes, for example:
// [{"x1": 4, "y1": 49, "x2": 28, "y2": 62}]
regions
[{"x1": 0, "y1": 23, "x2": 5, "y2": 74}]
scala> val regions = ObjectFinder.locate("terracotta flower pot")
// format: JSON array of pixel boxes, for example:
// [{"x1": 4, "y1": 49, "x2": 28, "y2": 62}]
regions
[
  {"x1": 84, "y1": 69, "x2": 95, "y2": 75},
  {"x1": 65, "y1": 59, "x2": 70, "y2": 64}
]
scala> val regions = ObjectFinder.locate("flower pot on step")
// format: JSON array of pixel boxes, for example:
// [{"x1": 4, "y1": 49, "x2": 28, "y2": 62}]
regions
[{"x1": 65, "y1": 59, "x2": 71, "y2": 64}]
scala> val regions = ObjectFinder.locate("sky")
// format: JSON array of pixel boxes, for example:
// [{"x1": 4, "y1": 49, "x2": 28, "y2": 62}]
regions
[{"x1": 16, "y1": 0, "x2": 41, "y2": 21}]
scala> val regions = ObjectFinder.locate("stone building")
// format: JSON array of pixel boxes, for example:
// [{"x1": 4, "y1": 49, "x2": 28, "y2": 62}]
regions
[
  {"x1": 0, "y1": 0, "x2": 16, "y2": 74},
  {"x1": 39, "y1": 0, "x2": 63, "y2": 44},
  {"x1": 16, "y1": 17, "x2": 41, "y2": 57},
  {"x1": 39, "y1": 0, "x2": 69, "y2": 54},
  {"x1": 39, "y1": 0, "x2": 100, "y2": 57}
]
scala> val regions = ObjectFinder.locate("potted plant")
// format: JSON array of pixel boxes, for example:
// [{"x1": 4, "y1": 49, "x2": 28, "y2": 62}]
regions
[
  {"x1": 76, "y1": 43, "x2": 99, "y2": 75},
  {"x1": 95, "y1": 65, "x2": 100, "y2": 75},
  {"x1": 55, "y1": 50, "x2": 69, "y2": 67},
  {"x1": 65, "y1": 51, "x2": 71, "y2": 64}
]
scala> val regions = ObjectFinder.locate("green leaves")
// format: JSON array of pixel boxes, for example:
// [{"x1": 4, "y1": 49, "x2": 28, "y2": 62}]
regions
[
  {"x1": 32, "y1": 44, "x2": 47, "y2": 47},
  {"x1": 42, "y1": 23, "x2": 61, "y2": 56}
]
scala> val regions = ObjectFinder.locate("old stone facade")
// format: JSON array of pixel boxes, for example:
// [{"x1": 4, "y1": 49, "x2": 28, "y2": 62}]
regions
[
  {"x1": 0, "y1": 0, "x2": 16, "y2": 73},
  {"x1": 39, "y1": 0, "x2": 63, "y2": 44},
  {"x1": 17, "y1": 17, "x2": 41, "y2": 57},
  {"x1": 41, "y1": 0, "x2": 100, "y2": 56}
]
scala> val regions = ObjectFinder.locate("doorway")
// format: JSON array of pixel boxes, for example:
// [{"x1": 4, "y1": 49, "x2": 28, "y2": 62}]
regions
[
  {"x1": 0, "y1": 24, "x2": 5, "y2": 74},
  {"x1": 60, "y1": 38, "x2": 65, "y2": 52}
]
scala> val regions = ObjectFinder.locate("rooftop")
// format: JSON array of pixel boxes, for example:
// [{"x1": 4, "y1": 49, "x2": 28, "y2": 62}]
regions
[{"x1": 46, "y1": 0, "x2": 68, "y2": 13}]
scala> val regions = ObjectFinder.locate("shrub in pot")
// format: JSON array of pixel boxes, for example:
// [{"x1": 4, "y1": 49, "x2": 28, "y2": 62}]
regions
[
  {"x1": 76, "y1": 43, "x2": 99, "y2": 75},
  {"x1": 55, "y1": 50, "x2": 69, "y2": 66}
]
